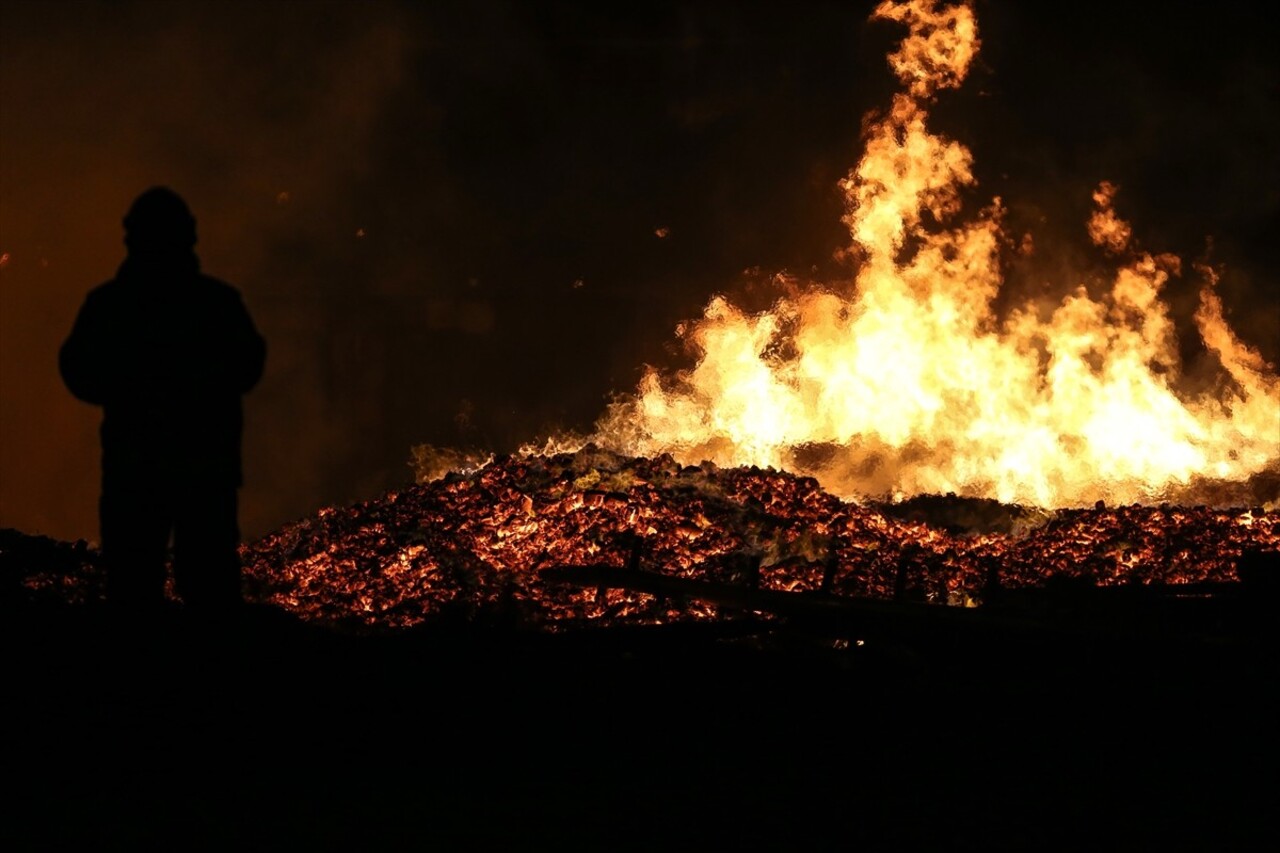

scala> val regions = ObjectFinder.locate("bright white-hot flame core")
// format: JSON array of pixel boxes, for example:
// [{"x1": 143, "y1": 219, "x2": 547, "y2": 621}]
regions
[{"x1": 558, "y1": 0, "x2": 1280, "y2": 508}]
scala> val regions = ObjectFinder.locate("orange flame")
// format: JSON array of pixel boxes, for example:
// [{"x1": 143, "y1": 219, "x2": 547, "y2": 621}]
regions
[{"x1": 564, "y1": 0, "x2": 1279, "y2": 509}]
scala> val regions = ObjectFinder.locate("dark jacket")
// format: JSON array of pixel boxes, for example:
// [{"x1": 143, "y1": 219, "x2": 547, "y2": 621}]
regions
[{"x1": 60, "y1": 251, "x2": 266, "y2": 491}]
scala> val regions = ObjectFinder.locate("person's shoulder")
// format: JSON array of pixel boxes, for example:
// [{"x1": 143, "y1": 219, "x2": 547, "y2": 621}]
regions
[
  {"x1": 195, "y1": 272, "x2": 240, "y2": 292},
  {"x1": 192, "y1": 274, "x2": 260, "y2": 325},
  {"x1": 80, "y1": 278, "x2": 124, "y2": 306},
  {"x1": 194, "y1": 273, "x2": 249, "y2": 302}
]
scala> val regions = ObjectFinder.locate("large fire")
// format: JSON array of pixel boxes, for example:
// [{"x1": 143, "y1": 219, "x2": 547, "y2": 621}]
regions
[{"x1": 568, "y1": 0, "x2": 1280, "y2": 509}]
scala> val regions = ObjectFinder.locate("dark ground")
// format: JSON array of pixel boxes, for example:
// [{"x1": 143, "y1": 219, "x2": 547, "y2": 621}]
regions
[{"x1": 4, "y1": 587, "x2": 1278, "y2": 852}]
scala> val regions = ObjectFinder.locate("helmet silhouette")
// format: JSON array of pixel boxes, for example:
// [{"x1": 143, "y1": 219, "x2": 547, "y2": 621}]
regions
[{"x1": 123, "y1": 186, "x2": 197, "y2": 251}]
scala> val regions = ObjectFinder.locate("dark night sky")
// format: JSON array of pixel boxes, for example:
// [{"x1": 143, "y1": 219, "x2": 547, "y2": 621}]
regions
[{"x1": 2, "y1": 0, "x2": 1277, "y2": 544}]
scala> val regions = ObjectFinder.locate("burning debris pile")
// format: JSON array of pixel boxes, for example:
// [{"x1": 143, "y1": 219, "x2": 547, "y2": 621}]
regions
[
  {"x1": 232, "y1": 448, "x2": 1279, "y2": 633},
  {"x1": 233, "y1": 1, "x2": 1276, "y2": 637}
]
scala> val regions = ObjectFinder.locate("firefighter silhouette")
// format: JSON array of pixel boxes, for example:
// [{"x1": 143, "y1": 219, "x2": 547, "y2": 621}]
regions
[{"x1": 60, "y1": 187, "x2": 266, "y2": 614}]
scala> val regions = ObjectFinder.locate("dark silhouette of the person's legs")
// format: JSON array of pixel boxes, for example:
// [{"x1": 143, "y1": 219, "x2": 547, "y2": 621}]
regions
[
  {"x1": 173, "y1": 487, "x2": 243, "y2": 612},
  {"x1": 99, "y1": 490, "x2": 169, "y2": 612}
]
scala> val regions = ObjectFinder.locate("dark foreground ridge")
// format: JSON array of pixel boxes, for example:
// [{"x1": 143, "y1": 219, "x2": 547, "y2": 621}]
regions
[{"x1": 4, "y1": 528, "x2": 1279, "y2": 851}]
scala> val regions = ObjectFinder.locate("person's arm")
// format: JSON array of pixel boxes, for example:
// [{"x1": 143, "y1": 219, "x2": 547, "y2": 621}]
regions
[
  {"x1": 215, "y1": 287, "x2": 265, "y2": 395},
  {"x1": 59, "y1": 292, "x2": 112, "y2": 405},
  {"x1": 231, "y1": 294, "x2": 266, "y2": 394}
]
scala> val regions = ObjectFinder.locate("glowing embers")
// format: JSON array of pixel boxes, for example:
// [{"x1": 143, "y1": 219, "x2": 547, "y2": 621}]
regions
[{"x1": 239, "y1": 450, "x2": 1280, "y2": 630}]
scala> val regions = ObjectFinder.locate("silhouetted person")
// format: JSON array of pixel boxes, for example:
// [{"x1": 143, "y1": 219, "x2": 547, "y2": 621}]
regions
[{"x1": 60, "y1": 187, "x2": 266, "y2": 618}]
